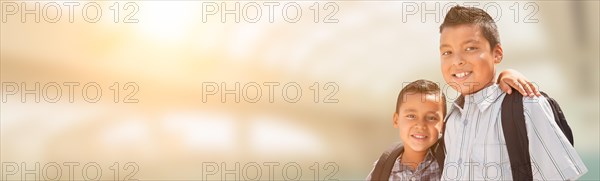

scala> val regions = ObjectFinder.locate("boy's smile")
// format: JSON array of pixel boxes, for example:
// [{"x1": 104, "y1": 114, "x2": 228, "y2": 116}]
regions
[
  {"x1": 449, "y1": 69, "x2": 474, "y2": 86},
  {"x1": 440, "y1": 24, "x2": 503, "y2": 95},
  {"x1": 452, "y1": 71, "x2": 471, "y2": 79}
]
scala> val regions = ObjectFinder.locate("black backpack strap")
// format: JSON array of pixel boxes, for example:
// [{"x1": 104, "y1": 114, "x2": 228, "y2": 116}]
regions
[
  {"x1": 433, "y1": 140, "x2": 445, "y2": 171},
  {"x1": 370, "y1": 143, "x2": 403, "y2": 181},
  {"x1": 501, "y1": 90, "x2": 533, "y2": 180},
  {"x1": 540, "y1": 92, "x2": 574, "y2": 145},
  {"x1": 433, "y1": 125, "x2": 446, "y2": 174}
]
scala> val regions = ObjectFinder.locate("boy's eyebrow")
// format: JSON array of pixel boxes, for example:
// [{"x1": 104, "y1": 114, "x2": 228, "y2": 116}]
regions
[
  {"x1": 462, "y1": 39, "x2": 479, "y2": 45},
  {"x1": 402, "y1": 108, "x2": 417, "y2": 112},
  {"x1": 439, "y1": 44, "x2": 451, "y2": 49},
  {"x1": 440, "y1": 39, "x2": 480, "y2": 49}
]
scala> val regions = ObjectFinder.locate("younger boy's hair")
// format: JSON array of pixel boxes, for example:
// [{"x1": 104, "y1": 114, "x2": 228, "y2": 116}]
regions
[
  {"x1": 395, "y1": 79, "x2": 447, "y2": 118},
  {"x1": 440, "y1": 5, "x2": 500, "y2": 50}
]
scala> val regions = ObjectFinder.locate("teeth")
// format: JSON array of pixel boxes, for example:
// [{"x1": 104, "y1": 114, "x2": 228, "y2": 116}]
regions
[
  {"x1": 413, "y1": 135, "x2": 426, "y2": 139},
  {"x1": 454, "y1": 72, "x2": 470, "y2": 78}
]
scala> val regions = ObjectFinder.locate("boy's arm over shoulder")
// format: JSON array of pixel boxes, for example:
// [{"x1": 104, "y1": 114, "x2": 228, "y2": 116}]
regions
[{"x1": 522, "y1": 96, "x2": 588, "y2": 180}]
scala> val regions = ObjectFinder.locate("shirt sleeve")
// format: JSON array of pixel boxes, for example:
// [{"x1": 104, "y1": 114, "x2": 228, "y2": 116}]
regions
[{"x1": 523, "y1": 96, "x2": 588, "y2": 180}]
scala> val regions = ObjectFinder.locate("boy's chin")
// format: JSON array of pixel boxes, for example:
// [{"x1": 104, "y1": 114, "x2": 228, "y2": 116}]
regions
[
  {"x1": 453, "y1": 85, "x2": 484, "y2": 95},
  {"x1": 458, "y1": 89, "x2": 478, "y2": 95},
  {"x1": 405, "y1": 143, "x2": 434, "y2": 153}
]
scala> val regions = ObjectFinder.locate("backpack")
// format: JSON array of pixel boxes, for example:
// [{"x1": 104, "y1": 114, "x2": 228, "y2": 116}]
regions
[
  {"x1": 433, "y1": 89, "x2": 574, "y2": 180},
  {"x1": 370, "y1": 144, "x2": 442, "y2": 181},
  {"x1": 369, "y1": 143, "x2": 404, "y2": 181}
]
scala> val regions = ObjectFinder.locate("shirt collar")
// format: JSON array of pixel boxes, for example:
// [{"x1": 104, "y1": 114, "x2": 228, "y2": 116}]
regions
[
  {"x1": 449, "y1": 84, "x2": 504, "y2": 113},
  {"x1": 395, "y1": 149, "x2": 436, "y2": 172}
]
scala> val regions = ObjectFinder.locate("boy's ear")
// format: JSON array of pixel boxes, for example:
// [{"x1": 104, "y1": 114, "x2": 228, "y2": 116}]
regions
[
  {"x1": 493, "y1": 44, "x2": 503, "y2": 64},
  {"x1": 393, "y1": 113, "x2": 399, "y2": 128}
]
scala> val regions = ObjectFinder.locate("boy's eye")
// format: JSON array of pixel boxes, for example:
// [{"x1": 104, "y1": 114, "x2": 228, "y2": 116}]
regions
[
  {"x1": 465, "y1": 47, "x2": 478, "y2": 51},
  {"x1": 427, "y1": 116, "x2": 439, "y2": 122},
  {"x1": 441, "y1": 51, "x2": 452, "y2": 56},
  {"x1": 406, "y1": 114, "x2": 416, "y2": 119}
]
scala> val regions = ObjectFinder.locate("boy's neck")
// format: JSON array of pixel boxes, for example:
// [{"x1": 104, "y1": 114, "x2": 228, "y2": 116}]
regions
[
  {"x1": 461, "y1": 82, "x2": 495, "y2": 96},
  {"x1": 400, "y1": 148, "x2": 427, "y2": 170}
]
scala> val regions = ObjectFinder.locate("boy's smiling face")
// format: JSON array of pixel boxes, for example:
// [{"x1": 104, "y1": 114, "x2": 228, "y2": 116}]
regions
[
  {"x1": 440, "y1": 24, "x2": 503, "y2": 95},
  {"x1": 394, "y1": 92, "x2": 443, "y2": 153}
]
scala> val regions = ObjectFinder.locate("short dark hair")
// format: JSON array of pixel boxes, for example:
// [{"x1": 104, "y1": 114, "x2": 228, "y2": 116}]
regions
[
  {"x1": 395, "y1": 79, "x2": 446, "y2": 118},
  {"x1": 440, "y1": 5, "x2": 500, "y2": 49}
]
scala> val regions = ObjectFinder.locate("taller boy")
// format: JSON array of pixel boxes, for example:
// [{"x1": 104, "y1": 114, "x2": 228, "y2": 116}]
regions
[{"x1": 438, "y1": 6, "x2": 587, "y2": 180}]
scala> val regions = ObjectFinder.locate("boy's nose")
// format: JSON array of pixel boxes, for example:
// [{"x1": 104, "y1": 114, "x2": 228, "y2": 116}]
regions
[
  {"x1": 413, "y1": 120, "x2": 427, "y2": 128},
  {"x1": 452, "y1": 54, "x2": 465, "y2": 66}
]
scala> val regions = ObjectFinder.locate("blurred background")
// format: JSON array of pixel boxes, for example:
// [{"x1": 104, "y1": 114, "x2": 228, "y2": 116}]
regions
[{"x1": 1, "y1": 0, "x2": 598, "y2": 180}]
